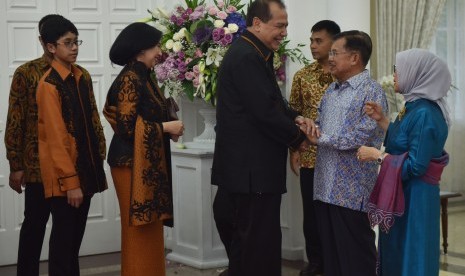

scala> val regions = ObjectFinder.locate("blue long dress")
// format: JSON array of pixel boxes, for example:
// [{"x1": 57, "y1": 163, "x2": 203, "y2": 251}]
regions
[{"x1": 379, "y1": 99, "x2": 448, "y2": 276}]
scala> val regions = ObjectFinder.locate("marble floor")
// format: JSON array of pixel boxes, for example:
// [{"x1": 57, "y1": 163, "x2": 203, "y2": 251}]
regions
[{"x1": 1, "y1": 202, "x2": 464, "y2": 276}]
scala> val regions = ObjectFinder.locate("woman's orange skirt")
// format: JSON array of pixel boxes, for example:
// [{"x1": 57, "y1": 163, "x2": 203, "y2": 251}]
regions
[{"x1": 111, "y1": 167, "x2": 165, "y2": 276}]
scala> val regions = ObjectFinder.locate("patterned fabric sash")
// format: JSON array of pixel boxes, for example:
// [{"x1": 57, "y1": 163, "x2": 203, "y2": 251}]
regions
[
  {"x1": 367, "y1": 151, "x2": 449, "y2": 233},
  {"x1": 130, "y1": 115, "x2": 173, "y2": 226}
]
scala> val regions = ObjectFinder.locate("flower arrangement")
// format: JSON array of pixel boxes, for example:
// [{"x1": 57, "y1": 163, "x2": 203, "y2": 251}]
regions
[
  {"x1": 379, "y1": 75, "x2": 404, "y2": 118},
  {"x1": 141, "y1": 0, "x2": 309, "y2": 106}
]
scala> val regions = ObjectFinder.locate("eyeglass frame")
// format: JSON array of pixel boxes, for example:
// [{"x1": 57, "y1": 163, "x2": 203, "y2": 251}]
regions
[
  {"x1": 328, "y1": 50, "x2": 354, "y2": 58},
  {"x1": 393, "y1": 64, "x2": 397, "y2": 74},
  {"x1": 55, "y1": 39, "x2": 83, "y2": 49}
]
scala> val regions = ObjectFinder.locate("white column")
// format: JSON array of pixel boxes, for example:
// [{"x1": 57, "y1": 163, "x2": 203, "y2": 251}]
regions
[{"x1": 164, "y1": 146, "x2": 228, "y2": 269}]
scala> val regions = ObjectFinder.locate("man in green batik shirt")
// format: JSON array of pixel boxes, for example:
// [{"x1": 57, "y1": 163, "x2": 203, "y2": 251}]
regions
[{"x1": 288, "y1": 20, "x2": 340, "y2": 276}]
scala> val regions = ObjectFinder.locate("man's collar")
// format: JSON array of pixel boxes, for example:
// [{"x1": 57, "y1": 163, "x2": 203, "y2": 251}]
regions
[
  {"x1": 51, "y1": 59, "x2": 82, "y2": 81},
  {"x1": 241, "y1": 30, "x2": 273, "y2": 62},
  {"x1": 336, "y1": 69, "x2": 369, "y2": 89}
]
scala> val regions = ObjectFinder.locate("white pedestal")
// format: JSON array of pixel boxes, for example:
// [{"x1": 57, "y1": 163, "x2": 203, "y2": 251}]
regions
[{"x1": 164, "y1": 143, "x2": 228, "y2": 269}]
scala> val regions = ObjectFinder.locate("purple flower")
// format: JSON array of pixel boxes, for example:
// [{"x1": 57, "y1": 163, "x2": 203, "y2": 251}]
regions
[
  {"x1": 190, "y1": 6, "x2": 205, "y2": 20},
  {"x1": 212, "y1": 28, "x2": 224, "y2": 42},
  {"x1": 176, "y1": 6, "x2": 184, "y2": 14},
  {"x1": 154, "y1": 66, "x2": 168, "y2": 81},
  {"x1": 223, "y1": 33, "x2": 233, "y2": 44},
  {"x1": 176, "y1": 18, "x2": 185, "y2": 26},
  {"x1": 177, "y1": 62, "x2": 187, "y2": 73},
  {"x1": 170, "y1": 14, "x2": 178, "y2": 24},
  {"x1": 193, "y1": 26, "x2": 213, "y2": 45}
]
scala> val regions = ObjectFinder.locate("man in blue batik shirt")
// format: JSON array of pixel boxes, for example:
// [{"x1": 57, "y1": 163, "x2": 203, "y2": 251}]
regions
[{"x1": 305, "y1": 30, "x2": 388, "y2": 276}]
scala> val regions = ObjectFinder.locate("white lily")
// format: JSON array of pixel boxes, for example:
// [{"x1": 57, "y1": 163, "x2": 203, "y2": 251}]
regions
[{"x1": 206, "y1": 48, "x2": 224, "y2": 67}]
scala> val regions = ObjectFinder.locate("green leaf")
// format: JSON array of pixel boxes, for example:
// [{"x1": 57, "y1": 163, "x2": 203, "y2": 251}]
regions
[{"x1": 182, "y1": 82, "x2": 195, "y2": 101}]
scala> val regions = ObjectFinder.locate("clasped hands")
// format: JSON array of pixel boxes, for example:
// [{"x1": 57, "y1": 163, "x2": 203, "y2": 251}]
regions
[{"x1": 295, "y1": 116, "x2": 320, "y2": 150}]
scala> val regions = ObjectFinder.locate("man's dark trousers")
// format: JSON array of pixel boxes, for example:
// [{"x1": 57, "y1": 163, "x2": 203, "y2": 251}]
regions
[
  {"x1": 213, "y1": 188, "x2": 282, "y2": 276},
  {"x1": 300, "y1": 168, "x2": 324, "y2": 270}
]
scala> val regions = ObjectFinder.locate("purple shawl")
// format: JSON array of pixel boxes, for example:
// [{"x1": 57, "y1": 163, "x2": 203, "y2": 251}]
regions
[{"x1": 367, "y1": 151, "x2": 449, "y2": 233}]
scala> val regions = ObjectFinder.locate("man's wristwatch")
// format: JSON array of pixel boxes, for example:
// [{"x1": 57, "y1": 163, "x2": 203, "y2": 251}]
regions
[{"x1": 376, "y1": 153, "x2": 386, "y2": 164}]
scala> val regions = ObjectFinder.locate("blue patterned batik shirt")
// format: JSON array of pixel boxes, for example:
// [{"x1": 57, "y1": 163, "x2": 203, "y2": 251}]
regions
[{"x1": 314, "y1": 70, "x2": 388, "y2": 212}]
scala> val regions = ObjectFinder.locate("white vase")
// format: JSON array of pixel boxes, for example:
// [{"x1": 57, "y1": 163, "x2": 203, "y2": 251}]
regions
[{"x1": 192, "y1": 108, "x2": 216, "y2": 143}]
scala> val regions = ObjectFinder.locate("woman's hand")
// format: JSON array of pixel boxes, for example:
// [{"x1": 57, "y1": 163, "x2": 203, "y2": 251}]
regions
[
  {"x1": 163, "y1": 120, "x2": 184, "y2": 136},
  {"x1": 364, "y1": 102, "x2": 384, "y2": 121},
  {"x1": 357, "y1": 146, "x2": 382, "y2": 162},
  {"x1": 171, "y1": 134, "x2": 180, "y2": 142},
  {"x1": 364, "y1": 102, "x2": 390, "y2": 131}
]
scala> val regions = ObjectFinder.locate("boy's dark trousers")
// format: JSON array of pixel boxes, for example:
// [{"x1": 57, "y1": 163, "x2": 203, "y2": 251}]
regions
[
  {"x1": 48, "y1": 196, "x2": 91, "y2": 276},
  {"x1": 17, "y1": 183, "x2": 51, "y2": 276}
]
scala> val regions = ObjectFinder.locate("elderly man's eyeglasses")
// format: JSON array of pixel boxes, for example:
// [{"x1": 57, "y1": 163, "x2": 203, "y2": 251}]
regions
[
  {"x1": 328, "y1": 50, "x2": 351, "y2": 58},
  {"x1": 55, "y1": 40, "x2": 83, "y2": 49}
]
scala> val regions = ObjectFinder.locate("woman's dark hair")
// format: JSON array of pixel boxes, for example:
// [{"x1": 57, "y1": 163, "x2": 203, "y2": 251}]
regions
[
  {"x1": 40, "y1": 17, "x2": 78, "y2": 45},
  {"x1": 246, "y1": 0, "x2": 286, "y2": 27},
  {"x1": 333, "y1": 30, "x2": 372, "y2": 66},
  {"x1": 109, "y1": 22, "x2": 162, "y2": 66}
]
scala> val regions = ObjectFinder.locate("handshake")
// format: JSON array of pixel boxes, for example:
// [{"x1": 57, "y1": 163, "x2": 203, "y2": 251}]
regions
[{"x1": 294, "y1": 116, "x2": 320, "y2": 151}]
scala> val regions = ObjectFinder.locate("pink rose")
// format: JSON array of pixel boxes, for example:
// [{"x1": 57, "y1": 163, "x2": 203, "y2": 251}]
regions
[
  {"x1": 227, "y1": 6, "x2": 237, "y2": 13},
  {"x1": 195, "y1": 48, "x2": 203, "y2": 58},
  {"x1": 216, "y1": 11, "x2": 227, "y2": 20},
  {"x1": 217, "y1": 1, "x2": 225, "y2": 9},
  {"x1": 208, "y1": 6, "x2": 219, "y2": 16},
  {"x1": 193, "y1": 77, "x2": 200, "y2": 87},
  {"x1": 185, "y1": 71, "x2": 195, "y2": 81}
]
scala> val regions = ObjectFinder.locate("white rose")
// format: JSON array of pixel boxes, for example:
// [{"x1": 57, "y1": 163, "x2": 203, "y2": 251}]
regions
[
  {"x1": 165, "y1": 39, "x2": 174, "y2": 50},
  {"x1": 227, "y1": 23, "x2": 239, "y2": 34},
  {"x1": 173, "y1": 41, "x2": 183, "y2": 52},
  {"x1": 214, "y1": 20, "x2": 225, "y2": 28},
  {"x1": 178, "y1": 28, "x2": 187, "y2": 39},
  {"x1": 173, "y1": 32, "x2": 181, "y2": 41},
  {"x1": 223, "y1": 27, "x2": 231, "y2": 34}
]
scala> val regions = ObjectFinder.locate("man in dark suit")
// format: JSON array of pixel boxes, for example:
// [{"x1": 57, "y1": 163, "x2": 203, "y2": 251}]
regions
[{"x1": 211, "y1": 1, "x2": 315, "y2": 275}]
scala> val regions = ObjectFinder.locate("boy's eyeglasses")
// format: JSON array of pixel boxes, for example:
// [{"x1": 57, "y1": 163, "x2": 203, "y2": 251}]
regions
[{"x1": 55, "y1": 40, "x2": 83, "y2": 49}]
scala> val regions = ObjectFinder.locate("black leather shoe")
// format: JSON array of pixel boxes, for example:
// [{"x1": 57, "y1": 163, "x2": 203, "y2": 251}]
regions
[{"x1": 299, "y1": 264, "x2": 323, "y2": 276}]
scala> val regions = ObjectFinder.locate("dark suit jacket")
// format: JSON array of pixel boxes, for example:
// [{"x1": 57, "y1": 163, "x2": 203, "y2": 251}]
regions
[{"x1": 211, "y1": 30, "x2": 306, "y2": 194}]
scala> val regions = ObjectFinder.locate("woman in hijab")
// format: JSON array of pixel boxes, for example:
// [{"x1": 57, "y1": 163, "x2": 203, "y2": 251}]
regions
[
  {"x1": 357, "y1": 48, "x2": 451, "y2": 276},
  {"x1": 103, "y1": 22, "x2": 184, "y2": 276}
]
